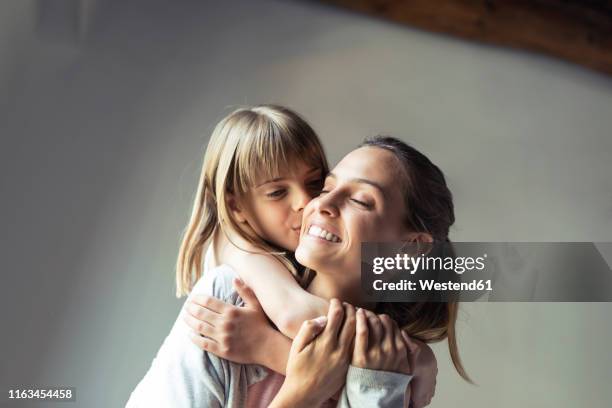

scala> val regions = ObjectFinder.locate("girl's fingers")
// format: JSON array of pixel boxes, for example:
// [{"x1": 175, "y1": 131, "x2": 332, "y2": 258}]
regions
[
  {"x1": 185, "y1": 300, "x2": 221, "y2": 327},
  {"x1": 183, "y1": 312, "x2": 217, "y2": 339},
  {"x1": 324, "y1": 299, "x2": 345, "y2": 342},
  {"x1": 338, "y1": 303, "x2": 356, "y2": 346},
  {"x1": 232, "y1": 278, "x2": 262, "y2": 311},
  {"x1": 292, "y1": 316, "x2": 327, "y2": 353},
  {"x1": 364, "y1": 310, "x2": 383, "y2": 344},
  {"x1": 354, "y1": 308, "x2": 369, "y2": 359},
  {"x1": 190, "y1": 293, "x2": 227, "y2": 313}
]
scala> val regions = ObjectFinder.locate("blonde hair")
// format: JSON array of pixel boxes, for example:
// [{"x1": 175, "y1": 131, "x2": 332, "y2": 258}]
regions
[{"x1": 175, "y1": 105, "x2": 328, "y2": 297}]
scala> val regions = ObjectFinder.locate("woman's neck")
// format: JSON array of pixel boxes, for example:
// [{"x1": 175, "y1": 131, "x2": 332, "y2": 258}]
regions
[{"x1": 307, "y1": 271, "x2": 376, "y2": 310}]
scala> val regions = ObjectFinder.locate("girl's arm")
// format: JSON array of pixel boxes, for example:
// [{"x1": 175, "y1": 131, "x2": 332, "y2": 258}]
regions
[
  {"x1": 184, "y1": 277, "x2": 292, "y2": 374},
  {"x1": 229, "y1": 253, "x2": 328, "y2": 338}
]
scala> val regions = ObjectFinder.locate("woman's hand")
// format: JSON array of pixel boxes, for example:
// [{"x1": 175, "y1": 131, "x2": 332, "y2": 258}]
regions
[
  {"x1": 183, "y1": 277, "x2": 277, "y2": 366},
  {"x1": 352, "y1": 309, "x2": 413, "y2": 375},
  {"x1": 270, "y1": 299, "x2": 356, "y2": 408}
]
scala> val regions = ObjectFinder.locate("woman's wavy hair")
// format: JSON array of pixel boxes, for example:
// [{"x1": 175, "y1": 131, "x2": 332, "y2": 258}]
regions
[
  {"x1": 363, "y1": 136, "x2": 472, "y2": 383},
  {"x1": 175, "y1": 105, "x2": 328, "y2": 297}
]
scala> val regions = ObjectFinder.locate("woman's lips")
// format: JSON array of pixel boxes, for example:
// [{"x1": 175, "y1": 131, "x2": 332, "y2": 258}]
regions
[{"x1": 307, "y1": 225, "x2": 341, "y2": 243}]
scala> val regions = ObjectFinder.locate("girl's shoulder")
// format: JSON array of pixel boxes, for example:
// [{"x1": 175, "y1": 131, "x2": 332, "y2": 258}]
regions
[{"x1": 213, "y1": 230, "x2": 289, "y2": 274}]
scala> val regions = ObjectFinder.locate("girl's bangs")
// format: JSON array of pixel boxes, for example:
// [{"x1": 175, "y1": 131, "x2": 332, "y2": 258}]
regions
[{"x1": 234, "y1": 121, "x2": 326, "y2": 192}]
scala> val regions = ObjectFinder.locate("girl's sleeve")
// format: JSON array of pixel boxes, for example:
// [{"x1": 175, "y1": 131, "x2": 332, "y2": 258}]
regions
[
  {"x1": 125, "y1": 265, "x2": 253, "y2": 408},
  {"x1": 337, "y1": 366, "x2": 413, "y2": 408}
]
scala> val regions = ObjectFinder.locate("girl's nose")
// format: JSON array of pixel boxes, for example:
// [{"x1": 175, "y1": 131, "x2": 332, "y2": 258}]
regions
[{"x1": 293, "y1": 188, "x2": 311, "y2": 212}]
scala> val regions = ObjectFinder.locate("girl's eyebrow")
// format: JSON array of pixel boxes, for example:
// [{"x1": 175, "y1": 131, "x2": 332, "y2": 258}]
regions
[
  {"x1": 327, "y1": 172, "x2": 386, "y2": 197},
  {"x1": 256, "y1": 167, "x2": 321, "y2": 187},
  {"x1": 256, "y1": 177, "x2": 284, "y2": 187}
]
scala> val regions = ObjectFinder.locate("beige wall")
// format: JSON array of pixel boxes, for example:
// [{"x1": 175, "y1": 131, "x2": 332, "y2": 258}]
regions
[{"x1": 1, "y1": 0, "x2": 611, "y2": 406}]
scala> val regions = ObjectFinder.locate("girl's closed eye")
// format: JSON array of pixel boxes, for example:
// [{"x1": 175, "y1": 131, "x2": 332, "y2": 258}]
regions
[{"x1": 266, "y1": 188, "x2": 287, "y2": 199}]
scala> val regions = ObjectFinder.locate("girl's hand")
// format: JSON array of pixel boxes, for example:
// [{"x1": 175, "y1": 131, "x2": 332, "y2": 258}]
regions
[
  {"x1": 270, "y1": 299, "x2": 356, "y2": 408},
  {"x1": 183, "y1": 277, "x2": 276, "y2": 366},
  {"x1": 352, "y1": 309, "x2": 413, "y2": 375}
]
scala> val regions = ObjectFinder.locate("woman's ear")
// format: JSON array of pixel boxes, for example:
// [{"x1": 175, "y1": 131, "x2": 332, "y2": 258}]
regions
[
  {"x1": 227, "y1": 193, "x2": 247, "y2": 223},
  {"x1": 404, "y1": 231, "x2": 433, "y2": 244},
  {"x1": 402, "y1": 231, "x2": 434, "y2": 257}
]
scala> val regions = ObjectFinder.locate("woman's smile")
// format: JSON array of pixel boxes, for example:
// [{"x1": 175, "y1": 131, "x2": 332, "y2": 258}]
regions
[{"x1": 305, "y1": 224, "x2": 342, "y2": 243}]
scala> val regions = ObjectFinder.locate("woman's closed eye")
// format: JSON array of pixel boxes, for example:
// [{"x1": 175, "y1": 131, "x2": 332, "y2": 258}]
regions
[
  {"x1": 350, "y1": 197, "x2": 373, "y2": 209},
  {"x1": 306, "y1": 179, "x2": 324, "y2": 194},
  {"x1": 319, "y1": 189, "x2": 373, "y2": 209}
]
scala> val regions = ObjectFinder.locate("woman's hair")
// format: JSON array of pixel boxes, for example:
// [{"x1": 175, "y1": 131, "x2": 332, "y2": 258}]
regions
[
  {"x1": 361, "y1": 136, "x2": 471, "y2": 383},
  {"x1": 175, "y1": 105, "x2": 328, "y2": 297}
]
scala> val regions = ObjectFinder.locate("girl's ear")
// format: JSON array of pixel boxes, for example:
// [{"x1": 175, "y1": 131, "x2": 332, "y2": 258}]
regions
[{"x1": 227, "y1": 193, "x2": 247, "y2": 223}]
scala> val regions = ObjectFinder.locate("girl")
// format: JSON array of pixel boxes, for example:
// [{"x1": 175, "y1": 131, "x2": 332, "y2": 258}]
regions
[
  {"x1": 175, "y1": 104, "x2": 330, "y2": 338},
  {"x1": 127, "y1": 106, "x2": 434, "y2": 407}
]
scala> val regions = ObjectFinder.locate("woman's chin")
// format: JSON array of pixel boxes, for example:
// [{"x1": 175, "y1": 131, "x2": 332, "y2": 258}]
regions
[
  {"x1": 296, "y1": 244, "x2": 323, "y2": 270},
  {"x1": 296, "y1": 239, "x2": 339, "y2": 270}
]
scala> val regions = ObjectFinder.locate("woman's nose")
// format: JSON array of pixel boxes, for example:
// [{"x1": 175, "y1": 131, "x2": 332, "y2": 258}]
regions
[{"x1": 314, "y1": 191, "x2": 339, "y2": 218}]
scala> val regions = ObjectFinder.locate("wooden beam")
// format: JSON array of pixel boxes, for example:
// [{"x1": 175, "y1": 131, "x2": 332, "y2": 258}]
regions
[{"x1": 320, "y1": 0, "x2": 612, "y2": 76}]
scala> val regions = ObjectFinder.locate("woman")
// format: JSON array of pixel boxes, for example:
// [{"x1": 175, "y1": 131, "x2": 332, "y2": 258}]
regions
[
  {"x1": 184, "y1": 136, "x2": 469, "y2": 405},
  {"x1": 128, "y1": 136, "x2": 465, "y2": 407}
]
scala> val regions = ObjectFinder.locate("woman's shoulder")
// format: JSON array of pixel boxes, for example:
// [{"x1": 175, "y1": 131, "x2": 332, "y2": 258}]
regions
[{"x1": 191, "y1": 263, "x2": 242, "y2": 306}]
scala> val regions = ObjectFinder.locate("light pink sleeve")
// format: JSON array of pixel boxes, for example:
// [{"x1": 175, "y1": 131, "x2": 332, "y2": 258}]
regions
[{"x1": 406, "y1": 340, "x2": 438, "y2": 408}]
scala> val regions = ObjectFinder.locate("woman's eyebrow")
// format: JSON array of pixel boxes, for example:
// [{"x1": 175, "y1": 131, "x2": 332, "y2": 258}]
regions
[{"x1": 327, "y1": 172, "x2": 386, "y2": 197}]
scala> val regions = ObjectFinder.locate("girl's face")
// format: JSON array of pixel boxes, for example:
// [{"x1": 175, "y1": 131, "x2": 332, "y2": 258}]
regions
[
  {"x1": 296, "y1": 147, "x2": 411, "y2": 277},
  {"x1": 235, "y1": 160, "x2": 323, "y2": 251}
]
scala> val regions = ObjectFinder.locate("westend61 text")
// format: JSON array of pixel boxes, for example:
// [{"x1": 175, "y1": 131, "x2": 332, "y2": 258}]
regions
[{"x1": 373, "y1": 279, "x2": 493, "y2": 291}]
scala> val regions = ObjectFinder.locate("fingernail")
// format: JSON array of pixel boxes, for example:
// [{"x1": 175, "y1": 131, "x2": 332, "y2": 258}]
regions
[{"x1": 313, "y1": 316, "x2": 328, "y2": 326}]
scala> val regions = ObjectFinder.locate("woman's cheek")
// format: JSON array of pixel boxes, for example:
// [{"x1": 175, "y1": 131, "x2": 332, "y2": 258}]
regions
[{"x1": 349, "y1": 215, "x2": 379, "y2": 243}]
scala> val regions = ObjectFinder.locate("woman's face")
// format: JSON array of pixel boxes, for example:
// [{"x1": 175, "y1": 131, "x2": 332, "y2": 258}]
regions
[{"x1": 296, "y1": 146, "x2": 410, "y2": 274}]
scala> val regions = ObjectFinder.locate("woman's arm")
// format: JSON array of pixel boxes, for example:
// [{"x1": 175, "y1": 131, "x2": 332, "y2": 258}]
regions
[
  {"x1": 269, "y1": 299, "x2": 356, "y2": 408},
  {"x1": 338, "y1": 309, "x2": 416, "y2": 408}
]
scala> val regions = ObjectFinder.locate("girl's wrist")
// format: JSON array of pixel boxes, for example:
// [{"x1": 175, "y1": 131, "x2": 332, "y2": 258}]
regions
[{"x1": 261, "y1": 328, "x2": 291, "y2": 373}]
